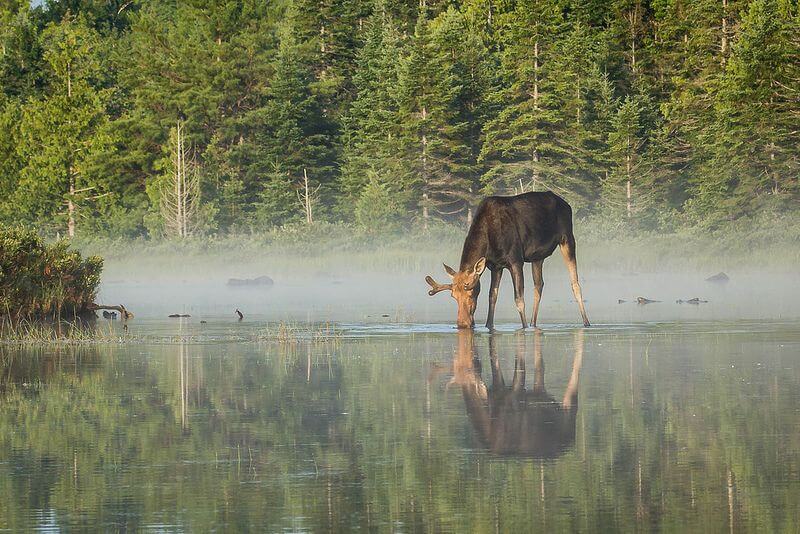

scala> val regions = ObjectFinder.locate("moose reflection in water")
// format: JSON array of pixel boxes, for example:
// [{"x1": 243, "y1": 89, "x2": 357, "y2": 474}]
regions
[{"x1": 441, "y1": 329, "x2": 584, "y2": 458}]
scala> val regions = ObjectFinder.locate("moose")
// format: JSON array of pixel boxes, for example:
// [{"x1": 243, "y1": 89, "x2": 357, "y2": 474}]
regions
[
  {"x1": 426, "y1": 191, "x2": 590, "y2": 329},
  {"x1": 438, "y1": 329, "x2": 584, "y2": 458}
]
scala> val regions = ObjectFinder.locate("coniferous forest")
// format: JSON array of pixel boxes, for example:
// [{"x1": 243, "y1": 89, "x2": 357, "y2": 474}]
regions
[{"x1": 0, "y1": 0, "x2": 797, "y2": 239}]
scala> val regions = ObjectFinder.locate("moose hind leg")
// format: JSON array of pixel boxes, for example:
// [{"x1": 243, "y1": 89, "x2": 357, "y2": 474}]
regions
[
  {"x1": 560, "y1": 235, "x2": 590, "y2": 327},
  {"x1": 530, "y1": 260, "x2": 544, "y2": 327},
  {"x1": 510, "y1": 263, "x2": 527, "y2": 329}
]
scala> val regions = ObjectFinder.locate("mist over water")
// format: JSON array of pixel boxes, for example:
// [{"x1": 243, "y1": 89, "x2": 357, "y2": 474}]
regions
[{"x1": 95, "y1": 244, "x2": 800, "y2": 326}]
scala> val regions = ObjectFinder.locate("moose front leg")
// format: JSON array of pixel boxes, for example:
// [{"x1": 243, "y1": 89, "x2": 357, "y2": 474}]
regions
[
  {"x1": 486, "y1": 268, "x2": 503, "y2": 330},
  {"x1": 510, "y1": 263, "x2": 527, "y2": 329}
]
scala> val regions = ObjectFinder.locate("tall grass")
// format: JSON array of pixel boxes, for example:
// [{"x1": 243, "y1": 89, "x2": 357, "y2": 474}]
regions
[{"x1": 0, "y1": 317, "x2": 135, "y2": 345}]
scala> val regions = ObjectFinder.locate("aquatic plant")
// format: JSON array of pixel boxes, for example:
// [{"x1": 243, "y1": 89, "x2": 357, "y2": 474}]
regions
[{"x1": 253, "y1": 321, "x2": 343, "y2": 344}]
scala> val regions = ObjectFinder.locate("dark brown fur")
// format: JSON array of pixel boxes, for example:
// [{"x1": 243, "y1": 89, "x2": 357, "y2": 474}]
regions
[
  {"x1": 449, "y1": 330, "x2": 584, "y2": 458},
  {"x1": 426, "y1": 191, "x2": 590, "y2": 329}
]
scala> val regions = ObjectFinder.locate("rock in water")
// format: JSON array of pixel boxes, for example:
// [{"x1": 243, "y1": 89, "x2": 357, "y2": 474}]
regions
[
  {"x1": 677, "y1": 298, "x2": 708, "y2": 304},
  {"x1": 705, "y1": 272, "x2": 729, "y2": 284},
  {"x1": 227, "y1": 275, "x2": 274, "y2": 287}
]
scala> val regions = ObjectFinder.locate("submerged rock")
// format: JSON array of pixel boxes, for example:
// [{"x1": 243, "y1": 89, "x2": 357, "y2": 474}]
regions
[
  {"x1": 705, "y1": 272, "x2": 730, "y2": 284},
  {"x1": 227, "y1": 275, "x2": 274, "y2": 287}
]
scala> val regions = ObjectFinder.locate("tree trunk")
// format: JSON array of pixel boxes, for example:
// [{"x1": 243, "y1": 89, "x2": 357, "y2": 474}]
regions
[
  {"x1": 421, "y1": 104, "x2": 429, "y2": 228},
  {"x1": 627, "y1": 7, "x2": 639, "y2": 74},
  {"x1": 771, "y1": 151, "x2": 779, "y2": 193},
  {"x1": 626, "y1": 178, "x2": 632, "y2": 218},
  {"x1": 67, "y1": 58, "x2": 75, "y2": 238},
  {"x1": 161, "y1": 121, "x2": 200, "y2": 239},
  {"x1": 626, "y1": 164, "x2": 632, "y2": 218},
  {"x1": 303, "y1": 168, "x2": 313, "y2": 225},
  {"x1": 422, "y1": 193, "x2": 429, "y2": 230},
  {"x1": 532, "y1": 40, "x2": 540, "y2": 192},
  {"x1": 626, "y1": 136, "x2": 633, "y2": 218},
  {"x1": 721, "y1": 0, "x2": 729, "y2": 58},
  {"x1": 67, "y1": 170, "x2": 75, "y2": 238},
  {"x1": 533, "y1": 40, "x2": 539, "y2": 110}
]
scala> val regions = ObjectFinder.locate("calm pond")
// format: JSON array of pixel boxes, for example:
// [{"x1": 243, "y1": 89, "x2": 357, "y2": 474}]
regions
[{"x1": 2, "y1": 319, "x2": 799, "y2": 532}]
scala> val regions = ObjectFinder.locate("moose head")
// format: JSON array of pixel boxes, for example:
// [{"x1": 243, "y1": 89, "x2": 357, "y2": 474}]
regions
[{"x1": 426, "y1": 257, "x2": 486, "y2": 329}]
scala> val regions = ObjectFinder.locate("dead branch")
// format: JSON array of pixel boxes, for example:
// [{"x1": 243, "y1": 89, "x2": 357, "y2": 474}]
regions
[{"x1": 87, "y1": 303, "x2": 133, "y2": 319}]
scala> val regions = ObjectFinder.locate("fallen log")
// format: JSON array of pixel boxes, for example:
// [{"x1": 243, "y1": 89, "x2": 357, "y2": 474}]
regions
[
  {"x1": 87, "y1": 303, "x2": 133, "y2": 319},
  {"x1": 677, "y1": 298, "x2": 708, "y2": 304}
]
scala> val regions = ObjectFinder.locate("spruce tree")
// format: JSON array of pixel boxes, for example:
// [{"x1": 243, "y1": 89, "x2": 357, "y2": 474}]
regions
[
  {"x1": 706, "y1": 0, "x2": 799, "y2": 213},
  {"x1": 481, "y1": 3, "x2": 612, "y2": 209},
  {"x1": 338, "y1": 2, "x2": 404, "y2": 215},
  {"x1": 241, "y1": 18, "x2": 336, "y2": 228},
  {"x1": 397, "y1": 7, "x2": 472, "y2": 225},
  {"x1": 13, "y1": 14, "x2": 112, "y2": 237}
]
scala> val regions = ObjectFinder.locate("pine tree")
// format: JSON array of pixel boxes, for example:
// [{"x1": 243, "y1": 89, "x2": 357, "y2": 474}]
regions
[
  {"x1": 338, "y1": 2, "x2": 405, "y2": 215},
  {"x1": 397, "y1": 7, "x2": 473, "y2": 225},
  {"x1": 604, "y1": 95, "x2": 647, "y2": 220},
  {"x1": 707, "y1": 0, "x2": 799, "y2": 212},
  {"x1": 481, "y1": 3, "x2": 612, "y2": 209},
  {"x1": 13, "y1": 14, "x2": 112, "y2": 237},
  {"x1": 241, "y1": 17, "x2": 336, "y2": 228},
  {"x1": 0, "y1": 1, "x2": 44, "y2": 98},
  {"x1": 654, "y1": 0, "x2": 748, "y2": 222},
  {"x1": 546, "y1": 22, "x2": 616, "y2": 207},
  {"x1": 431, "y1": 6, "x2": 495, "y2": 223},
  {"x1": 253, "y1": 163, "x2": 301, "y2": 227}
]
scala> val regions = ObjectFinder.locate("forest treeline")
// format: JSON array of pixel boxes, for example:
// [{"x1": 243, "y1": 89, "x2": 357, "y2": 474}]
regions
[{"x1": 0, "y1": 0, "x2": 797, "y2": 239}]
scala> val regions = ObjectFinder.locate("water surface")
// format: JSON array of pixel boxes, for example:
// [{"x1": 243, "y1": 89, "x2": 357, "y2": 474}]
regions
[{"x1": 2, "y1": 320, "x2": 799, "y2": 531}]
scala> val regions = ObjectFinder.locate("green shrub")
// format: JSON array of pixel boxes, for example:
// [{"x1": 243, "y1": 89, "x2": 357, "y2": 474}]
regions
[{"x1": 0, "y1": 228, "x2": 103, "y2": 319}]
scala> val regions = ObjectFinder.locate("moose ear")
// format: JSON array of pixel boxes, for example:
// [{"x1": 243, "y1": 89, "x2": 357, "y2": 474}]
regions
[
  {"x1": 473, "y1": 257, "x2": 487, "y2": 276},
  {"x1": 443, "y1": 263, "x2": 457, "y2": 278}
]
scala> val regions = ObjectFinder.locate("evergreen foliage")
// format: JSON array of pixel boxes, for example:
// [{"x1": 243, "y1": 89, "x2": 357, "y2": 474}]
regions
[{"x1": 0, "y1": 0, "x2": 796, "y2": 237}]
